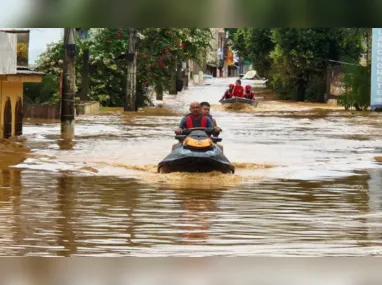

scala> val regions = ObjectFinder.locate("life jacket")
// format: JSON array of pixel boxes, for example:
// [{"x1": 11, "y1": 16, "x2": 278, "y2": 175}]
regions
[
  {"x1": 225, "y1": 89, "x2": 233, "y2": 99},
  {"x1": 185, "y1": 114, "x2": 207, "y2": 129},
  {"x1": 233, "y1": 86, "x2": 244, "y2": 98},
  {"x1": 245, "y1": 91, "x2": 255, "y2": 100}
]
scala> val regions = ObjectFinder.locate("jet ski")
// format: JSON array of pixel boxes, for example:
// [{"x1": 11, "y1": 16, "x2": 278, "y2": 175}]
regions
[
  {"x1": 158, "y1": 128, "x2": 235, "y2": 174},
  {"x1": 220, "y1": 97, "x2": 259, "y2": 107}
]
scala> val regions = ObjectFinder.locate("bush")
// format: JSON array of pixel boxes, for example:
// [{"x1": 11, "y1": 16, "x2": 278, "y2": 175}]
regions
[
  {"x1": 338, "y1": 63, "x2": 370, "y2": 111},
  {"x1": 23, "y1": 74, "x2": 60, "y2": 105},
  {"x1": 305, "y1": 75, "x2": 326, "y2": 102},
  {"x1": 36, "y1": 28, "x2": 212, "y2": 108}
]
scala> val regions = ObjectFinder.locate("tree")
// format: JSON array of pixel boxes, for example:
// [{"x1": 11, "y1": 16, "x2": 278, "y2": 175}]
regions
[
  {"x1": 270, "y1": 28, "x2": 364, "y2": 101},
  {"x1": 137, "y1": 28, "x2": 211, "y2": 97},
  {"x1": 227, "y1": 28, "x2": 275, "y2": 79},
  {"x1": 245, "y1": 29, "x2": 274, "y2": 78},
  {"x1": 36, "y1": 28, "x2": 212, "y2": 107},
  {"x1": 227, "y1": 28, "x2": 365, "y2": 102},
  {"x1": 24, "y1": 74, "x2": 60, "y2": 105},
  {"x1": 338, "y1": 61, "x2": 371, "y2": 111},
  {"x1": 230, "y1": 29, "x2": 250, "y2": 59}
]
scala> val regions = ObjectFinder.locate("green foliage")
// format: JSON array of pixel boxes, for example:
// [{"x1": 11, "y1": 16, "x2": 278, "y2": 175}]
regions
[
  {"x1": 231, "y1": 29, "x2": 251, "y2": 59},
  {"x1": 270, "y1": 29, "x2": 363, "y2": 101},
  {"x1": 338, "y1": 62, "x2": 371, "y2": 111},
  {"x1": 23, "y1": 74, "x2": 60, "y2": 105},
  {"x1": 137, "y1": 28, "x2": 212, "y2": 94},
  {"x1": 305, "y1": 74, "x2": 326, "y2": 102},
  {"x1": 224, "y1": 28, "x2": 237, "y2": 40},
  {"x1": 229, "y1": 28, "x2": 366, "y2": 102},
  {"x1": 227, "y1": 28, "x2": 274, "y2": 79},
  {"x1": 247, "y1": 29, "x2": 274, "y2": 78},
  {"x1": 36, "y1": 28, "x2": 212, "y2": 107}
]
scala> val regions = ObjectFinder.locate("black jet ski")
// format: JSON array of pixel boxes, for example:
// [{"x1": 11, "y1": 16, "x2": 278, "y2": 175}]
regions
[
  {"x1": 158, "y1": 128, "x2": 235, "y2": 174},
  {"x1": 220, "y1": 97, "x2": 259, "y2": 107}
]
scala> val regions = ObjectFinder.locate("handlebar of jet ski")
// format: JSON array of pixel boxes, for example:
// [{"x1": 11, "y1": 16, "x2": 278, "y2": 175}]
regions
[
  {"x1": 175, "y1": 128, "x2": 224, "y2": 142},
  {"x1": 181, "y1": 128, "x2": 214, "y2": 135}
]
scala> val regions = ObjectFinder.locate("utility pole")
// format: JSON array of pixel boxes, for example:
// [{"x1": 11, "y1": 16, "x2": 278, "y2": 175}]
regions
[
  {"x1": 77, "y1": 28, "x2": 90, "y2": 101},
  {"x1": 176, "y1": 60, "x2": 183, "y2": 91},
  {"x1": 80, "y1": 49, "x2": 90, "y2": 101},
  {"x1": 125, "y1": 27, "x2": 137, "y2": 111},
  {"x1": 184, "y1": 60, "x2": 189, "y2": 89},
  {"x1": 223, "y1": 32, "x2": 228, "y2": 78},
  {"x1": 169, "y1": 67, "x2": 177, "y2": 95},
  {"x1": 61, "y1": 28, "x2": 76, "y2": 139}
]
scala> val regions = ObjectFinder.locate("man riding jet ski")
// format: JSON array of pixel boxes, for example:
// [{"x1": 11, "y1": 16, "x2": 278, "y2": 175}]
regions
[{"x1": 158, "y1": 102, "x2": 235, "y2": 174}]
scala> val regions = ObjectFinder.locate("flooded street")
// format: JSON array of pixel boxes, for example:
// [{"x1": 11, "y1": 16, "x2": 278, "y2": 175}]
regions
[{"x1": 1, "y1": 78, "x2": 382, "y2": 256}]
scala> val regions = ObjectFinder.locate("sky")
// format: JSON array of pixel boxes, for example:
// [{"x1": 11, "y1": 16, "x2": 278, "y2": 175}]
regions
[
  {"x1": 28, "y1": 28, "x2": 63, "y2": 64},
  {"x1": 0, "y1": 1, "x2": 63, "y2": 64},
  {"x1": 0, "y1": 28, "x2": 63, "y2": 65}
]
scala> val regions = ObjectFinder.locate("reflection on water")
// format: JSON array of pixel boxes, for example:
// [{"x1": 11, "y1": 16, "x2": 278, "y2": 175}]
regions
[
  {"x1": 57, "y1": 139, "x2": 76, "y2": 150},
  {"x1": 1, "y1": 168, "x2": 382, "y2": 256},
  {"x1": 1, "y1": 78, "x2": 382, "y2": 256}
]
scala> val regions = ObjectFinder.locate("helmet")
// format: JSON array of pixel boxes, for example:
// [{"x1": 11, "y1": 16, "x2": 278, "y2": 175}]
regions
[
  {"x1": 245, "y1": 85, "x2": 251, "y2": 90},
  {"x1": 229, "y1": 84, "x2": 234, "y2": 87}
]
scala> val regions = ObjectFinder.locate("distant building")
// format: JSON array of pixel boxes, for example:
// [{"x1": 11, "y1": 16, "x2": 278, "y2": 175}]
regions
[
  {"x1": 190, "y1": 28, "x2": 229, "y2": 78},
  {"x1": 205, "y1": 28, "x2": 225, "y2": 77},
  {"x1": 0, "y1": 30, "x2": 45, "y2": 139}
]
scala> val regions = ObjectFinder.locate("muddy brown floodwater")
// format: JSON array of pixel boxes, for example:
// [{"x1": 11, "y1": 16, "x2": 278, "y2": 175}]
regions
[{"x1": 1, "y1": 78, "x2": 382, "y2": 256}]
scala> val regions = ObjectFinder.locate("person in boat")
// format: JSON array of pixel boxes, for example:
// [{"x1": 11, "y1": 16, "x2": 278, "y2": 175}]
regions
[
  {"x1": 219, "y1": 84, "x2": 234, "y2": 102},
  {"x1": 233, "y1": 79, "x2": 244, "y2": 98},
  {"x1": 244, "y1": 85, "x2": 255, "y2": 100},
  {"x1": 200, "y1": 101, "x2": 223, "y2": 151}
]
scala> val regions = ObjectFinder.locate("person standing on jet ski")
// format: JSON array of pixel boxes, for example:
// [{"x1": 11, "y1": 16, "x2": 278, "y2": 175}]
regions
[{"x1": 219, "y1": 84, "x2": 234, "y2": 102}]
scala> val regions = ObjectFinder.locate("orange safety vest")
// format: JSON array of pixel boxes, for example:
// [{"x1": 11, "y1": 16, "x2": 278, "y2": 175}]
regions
[{"x1": 185, "y1": 115, "x2": 207, "y2": 129}]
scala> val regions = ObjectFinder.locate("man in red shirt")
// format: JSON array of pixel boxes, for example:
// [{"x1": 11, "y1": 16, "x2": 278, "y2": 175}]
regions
[{"x1": 233, "y1": 79, "x2": 244, "y2": 98}]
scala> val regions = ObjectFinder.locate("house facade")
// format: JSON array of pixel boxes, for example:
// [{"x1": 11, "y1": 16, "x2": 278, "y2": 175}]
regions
[{"x1": 0, "y1": 30, "x2": 44, "y2": 139}]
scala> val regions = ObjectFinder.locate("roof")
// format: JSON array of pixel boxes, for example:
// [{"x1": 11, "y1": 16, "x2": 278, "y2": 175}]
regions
[
  {"x1": 0, "y1": 66, "x2": 45, "y2": 77},
  {"x1": 0, "y1": 29, "x2": 30, "y2": 34},
  {"x1": 15, "y1": 69, "x2": 45, "y2": 76}
]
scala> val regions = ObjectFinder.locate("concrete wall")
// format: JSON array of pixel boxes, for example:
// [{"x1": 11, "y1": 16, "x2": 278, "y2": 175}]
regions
[
  {"x1": 0, "y1": 80, "x2": 23, "y2": 138},
  {"x1": 0, "y1": 32, "x2": 17, "y2": 75},
  {"x1": 23, "y1": 104, "x2": 60, "y2": 120},
  {"x1": 77, "y1": 101, "x2": 100, "y2": 115},
  {"x1": 23, "y1": 101, "x2": 100, "y2": 120}
]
